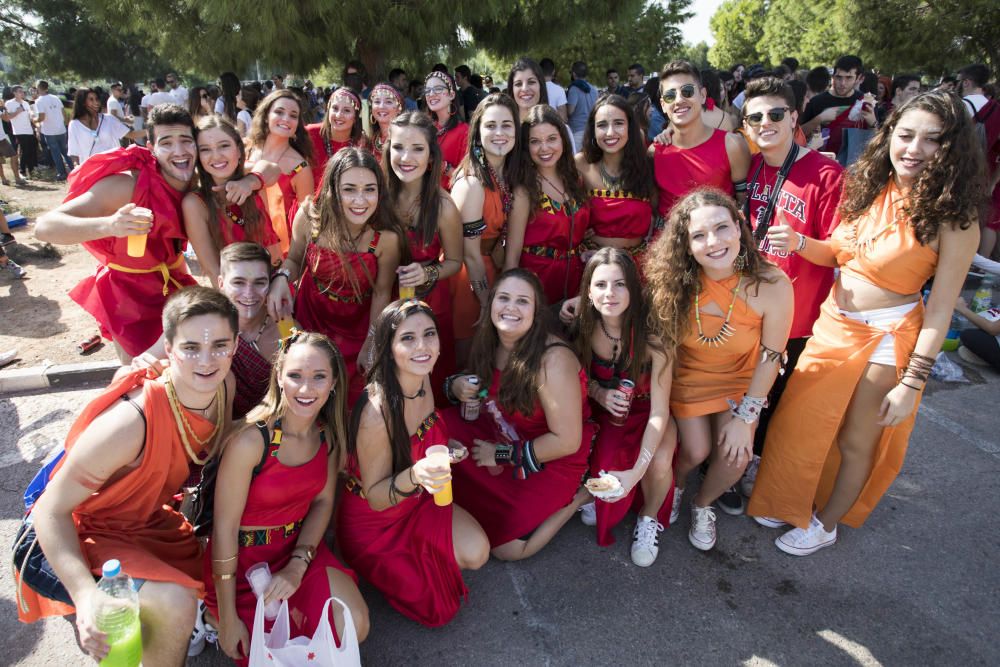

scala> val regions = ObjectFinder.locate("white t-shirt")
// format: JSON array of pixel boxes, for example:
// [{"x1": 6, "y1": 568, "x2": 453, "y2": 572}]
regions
[
  {"x1": 171, "y1": 86, "x2": 189, "y2": 106},
  {"x1": 147, "y1": 91, "x2": 175, "y2": 109},
  {"x1": 546, "y1": 81, "x2": 568, "y2": 109},
  {"x1": 34, "y1": 94, "x2": 67, "y2": 135},
  {"x1": 107, "y1": 96, "x2": 124, "y2": 118},
  {"x1": 4, "y1": 99, "x2": 34, "y2": 134},
  {"x1": 964, "y1": 93, "x2": 989, "y2": 115},
  {"x1": 237, "y1": 109, "x2": 253, "y2": 136},
  {"x1": 140, "y1": 93, "x2": 152, "y2": 110},
  {"x1": 68, "y1": 114, "x2": 130, "y2": 163}
]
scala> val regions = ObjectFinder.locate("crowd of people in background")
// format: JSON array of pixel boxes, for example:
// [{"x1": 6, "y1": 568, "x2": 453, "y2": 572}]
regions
[{"x1": 5, "y1": 48, "x2": 1000, "y2": 666}]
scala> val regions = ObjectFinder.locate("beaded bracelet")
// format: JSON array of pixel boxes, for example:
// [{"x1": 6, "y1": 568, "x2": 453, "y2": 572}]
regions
[
  {"x1": 794, "y1": 232, "x2": 807, "y2": 253},
  {"x1": 727, "y1": 394, "x2": 768, "y2": 424},
  {"x1": 249, "y1": 171, "x2": 266, "y2": 191}
]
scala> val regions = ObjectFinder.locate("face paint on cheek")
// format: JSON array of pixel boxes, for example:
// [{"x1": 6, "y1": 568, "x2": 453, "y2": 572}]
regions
[{"x1": 211, "y1": 346, "x2": 233, "y2": 359}]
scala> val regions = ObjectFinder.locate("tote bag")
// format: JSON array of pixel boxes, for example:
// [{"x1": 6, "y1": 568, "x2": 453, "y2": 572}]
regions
[{"x1": 249, "y1": 595, "x2": 360, "y2": 666}]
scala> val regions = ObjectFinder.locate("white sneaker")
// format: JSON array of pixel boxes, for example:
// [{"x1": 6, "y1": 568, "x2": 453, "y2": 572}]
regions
[
  {"x1": 188, "y1": 600, "x2": 214, "y2": 657},
  {"x1": 631, "y1": 516, "x2": 664, "y2": 567},
  {"x1": 579, "y1": 501, "x2": 597, "y2": 526},
  {"x1": 669, "y1": 487, "x2": 684, "y2": 525},
  {"x1": 775, "y1": 514, "x2": 837, "y2": 556},
  {"x1": 753, "y1": 515, "x2": 787, "y2": 528},
  {"x1": 740, "y1": 454, "x2": 761, "y2": 497},
  {"x1": 4, "y1": 259, "x2": 26, "y2": 279},
  {"x1": 688, "y1": 504, "x2": 717, "y2": 551}
]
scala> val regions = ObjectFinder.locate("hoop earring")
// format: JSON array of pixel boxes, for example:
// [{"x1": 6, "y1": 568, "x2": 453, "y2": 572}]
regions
[{"x1": 733, "y1": 248, "x2": 748, "y2": 272}]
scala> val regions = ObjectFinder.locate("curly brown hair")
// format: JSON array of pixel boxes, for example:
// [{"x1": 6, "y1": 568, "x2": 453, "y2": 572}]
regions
[
  {"x1": 645, "y1": 188, "x2": 774, "y2": 356},
  {"x1": 838, "y1": 90, "x2": 986, "y2": 244},
  {"x1": 249, "y1": 89, "x2": 314, "y2": 163}
]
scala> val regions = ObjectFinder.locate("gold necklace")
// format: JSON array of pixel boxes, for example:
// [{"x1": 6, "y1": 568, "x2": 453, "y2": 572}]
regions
[
  {"x1": 694, "y1": 277, "x2": 742, "y2": 347},
  {"x1": 164, "y1": 372, "x2": 224, "y2": 465}
]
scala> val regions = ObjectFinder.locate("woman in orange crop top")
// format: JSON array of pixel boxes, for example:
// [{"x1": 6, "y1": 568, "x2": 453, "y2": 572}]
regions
[
  {"x1": 748, "y1": 91, "x2": 986, "y2": 556},
  {"x1": 450, "y1": 94, "x2": 520, "y2": 366},
  {"x1": 646, "y1": 188, "x2": 793, "y2": 553}
]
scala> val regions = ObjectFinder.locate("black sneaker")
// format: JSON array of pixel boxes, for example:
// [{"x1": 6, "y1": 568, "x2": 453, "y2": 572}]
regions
[
  {"x1": 1, "y1": 232, "x2": 15, "y2": 247},
  {"x1": 715, "y1": 485, "x2": 745, "y2": 516}
]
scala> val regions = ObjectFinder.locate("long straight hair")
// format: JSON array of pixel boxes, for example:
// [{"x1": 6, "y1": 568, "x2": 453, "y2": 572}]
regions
[
  {"x1": 348, "y1": 300, "x2": 439, "y2": 473},
  {"x1": 249, "y1": 89, "x2": 314, "y2": 163},
  {"x1": 384, "y1": 111, "x2": 443, "y2": 248},
  {"x1": 518, "y1": 104, "x2": 586, "y2": 205},
  {"x1": 581, "y1": 94, "x2": 655, "y2": 199},
  {"x1": 456, "y1": 93, "x2": 521, "y2": 194}
]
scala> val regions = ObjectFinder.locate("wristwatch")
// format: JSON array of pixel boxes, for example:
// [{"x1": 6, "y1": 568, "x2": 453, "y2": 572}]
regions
[{"x1": 272, "y1": 268, "x2": 292, "y2": 283}]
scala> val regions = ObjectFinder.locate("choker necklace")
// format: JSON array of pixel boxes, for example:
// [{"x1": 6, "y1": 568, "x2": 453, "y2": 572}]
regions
[
  {"x1": 694, "y1": 277, "x2": 742, "y2": 347},
  {"x1": 402, "y1": 380, "x2": 426, "y2": 400},
  {"x1": 599, "y1": 162, "x2": 622, "y2": 190},
  {"x1": 599, "y1": 318, "x2": 622, "y2": 362}
]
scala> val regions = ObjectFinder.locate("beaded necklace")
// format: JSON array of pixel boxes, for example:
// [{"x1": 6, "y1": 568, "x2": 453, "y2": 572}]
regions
[
  {"x1": 694, "y1": 277, "x2": 742, "y2": 347},
  {"x1": 164, "y1": 372, "x2": 224, "y2": 465},
  {"x1": 486, "y1": 160, "x2": 512, "y2": 215}
]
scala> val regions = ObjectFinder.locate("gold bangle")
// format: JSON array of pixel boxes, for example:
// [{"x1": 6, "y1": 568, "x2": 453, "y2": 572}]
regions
[
  {"x1": 212, "y1": 573, "x2": 235, "y2": 580},
  {"x1": 212, "y1": 555, "x2": 238, "y2": 564}
]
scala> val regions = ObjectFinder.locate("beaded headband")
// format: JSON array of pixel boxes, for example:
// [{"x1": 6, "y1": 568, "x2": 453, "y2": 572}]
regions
[
  {"x1": 423, "y1": 71, "x2": 455, "y2": 95},
  {"x1": 331, "y1": 88, "x2": 361, "y2": 113},
  {"x1": 369, "y1": 83, "x2": 403, "y2": 110}
]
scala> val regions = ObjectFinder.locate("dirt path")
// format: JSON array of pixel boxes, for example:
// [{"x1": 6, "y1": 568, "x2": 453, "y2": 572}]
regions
[{"x1": 1, "y1": 177, "x2": 121, "y2": 369}]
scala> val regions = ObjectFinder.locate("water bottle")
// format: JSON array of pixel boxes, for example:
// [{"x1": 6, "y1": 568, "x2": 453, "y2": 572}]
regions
[
  {"x1": 94, "y1": 559, "x2": 142, "y2": 667},
  {"x1": 971, "y1": 276, "x2": 994, "y2": 313}
]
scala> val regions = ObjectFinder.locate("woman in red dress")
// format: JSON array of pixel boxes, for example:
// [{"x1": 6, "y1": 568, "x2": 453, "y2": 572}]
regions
[
  {"x1": 445, "y1": 269, "x2": 596, "y2": 560},
  {"x1": 423, "y1": 71, "x2": 469, "y2": 191},
  {"x1": 367, "y1": 83, "x2": 404, "y2": 162},
  {"x1": 567, "y1": 249, "x2": 675, "y2": 566},
  {"x1": 337, "y1": 300, "x2": 488, "y2": 627},
  {"x1": 307, "y1": 87, "x2": 365, "y2": 190},
  {"x1": 267, "y1": 148, "x2": 402, "y2": 401},
  {"x1": 450, "y1": 94, "x2": 521, "y2": 365},
  {"x1": 247, "y1": 89, "x2": 314, "y2": 256},
  {"x1": 576, "y1": 95, "x2": 656, "y2": 278},
  {"x1": 183, "y1": 116, "x2": 280, "y2": 285},
  {"x1": 385, "y1": 111, "x2": 463, "y2": 397},
  {"x1": 206, "y1": 331, "x2": 368, "y2": 665},
  {"x1": 505, "y1": 105, "x2": 590, "y2": 306}
]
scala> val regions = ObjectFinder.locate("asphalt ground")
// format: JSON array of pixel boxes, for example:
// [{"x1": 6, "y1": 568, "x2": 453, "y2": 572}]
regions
[{"x1": 1, "y1": 357, "x2": 998, "y2": 666}]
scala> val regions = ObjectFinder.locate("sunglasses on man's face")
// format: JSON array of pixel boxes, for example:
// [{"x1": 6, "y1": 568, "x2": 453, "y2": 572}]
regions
[
  {"x1": 744, "y1": 107, "x2": 791, "y2": 127},
  {"x1": 661, "y1": 83, "x2": 696, "y2": 104}
]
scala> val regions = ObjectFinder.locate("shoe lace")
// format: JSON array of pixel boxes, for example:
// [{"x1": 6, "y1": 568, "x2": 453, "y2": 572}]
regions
[
  {"x1": 635, "y1": 518, "x2": 664, "y2": 546},
  {"x1": 693, "y1": 506, "x2": 716, "y2": 532}
]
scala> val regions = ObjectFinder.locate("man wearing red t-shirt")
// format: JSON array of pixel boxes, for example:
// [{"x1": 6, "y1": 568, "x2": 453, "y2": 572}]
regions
[
  {"x1": 649, "y1": 61, "x2": 751, "y2": 227},
  {"x1": 740, "y1": 77, "x2": 843, "y2": 491}
]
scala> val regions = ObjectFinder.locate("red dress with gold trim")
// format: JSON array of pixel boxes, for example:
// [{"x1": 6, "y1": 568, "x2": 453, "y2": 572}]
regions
[{"x1": 519, "y1": 193, "x2": 590, "y2": 305}]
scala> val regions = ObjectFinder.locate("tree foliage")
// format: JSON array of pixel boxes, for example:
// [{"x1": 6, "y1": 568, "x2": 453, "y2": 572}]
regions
[
  {"x1": 760, "y1": 0, "x2": 857, "y2": 69},
  {"x1": 0, "y1": 0, "x2": 173, "y2": 82},
  {"x1": 708, "y1": 0, "x2": 766, "y2": 69}
]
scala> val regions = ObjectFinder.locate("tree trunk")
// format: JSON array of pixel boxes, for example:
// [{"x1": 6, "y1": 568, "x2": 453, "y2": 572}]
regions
[{"x1": 357, "y1": 38, "x2": 386, "y2": 84}]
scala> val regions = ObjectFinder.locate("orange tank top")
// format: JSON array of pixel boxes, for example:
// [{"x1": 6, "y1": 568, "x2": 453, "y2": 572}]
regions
[{"x1": 830, "y1": 180, "x2": 938, "y2": 295}]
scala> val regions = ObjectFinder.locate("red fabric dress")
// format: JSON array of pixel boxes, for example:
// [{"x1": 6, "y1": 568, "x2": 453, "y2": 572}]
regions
[
  {"x1": 519, "y1": 193, "x2": 590, "y2": 305},
  {"x1": 66, "y1": 145, "x2": 196, "y2": 356},
  {"x1": 203, "y1": 425, "x2": 354, "y2": 667},
  {"x1": 215, "y1": 195, "x2": 280, "y2": 249},
  {"x1": 653, "y1": 129, "x2": 734, "y2": 220},
  {"x1": 294, "y1": 232, "x2": 379, "y2": 400},
  {"x1": 444, "y1": 367, "x2": 596, "y2": 546},
  {"x1": 405, "y1": 227, "x2": 455, "y2": 400},
  {"x1": 306, "y1": 123, "x2": 353, "y2": 192},
  {"x1": 587, "y1": 356, "x2": 674, "y2": 545},
  {"x1": 437, "y1": 122, "x2": 469, "y2": 191},
  {"x1": 588, "y1": 188, "x2": 653, "y2": 279},
  {"x1": 337, "y1": 411, "x2": 468, "y2": 627}
]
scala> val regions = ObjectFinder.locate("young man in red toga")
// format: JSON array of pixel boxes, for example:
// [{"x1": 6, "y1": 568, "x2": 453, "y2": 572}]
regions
[
  {"x1": 649, "y1": 60, "x2": 751, "y2": 227},
  {"x1": 739, "y1": 76, "x2": 844, "y2": 496},
  {"x1": 36, "y1": 104, "x2": 277, "y2": 363}
]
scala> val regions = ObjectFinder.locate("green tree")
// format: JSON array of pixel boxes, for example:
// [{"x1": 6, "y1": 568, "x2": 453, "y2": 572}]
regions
[
  {"x1": 708, "y1": 0, "x2": 767, "y2": 69},
  {"x1": 0, "y1": 0, "x2": 174, "y2": 83},
  {"x1": 760, "y1": 0, "x2": 858, "y2": 69},
  {"x1": 678, "y1": 41, "x2": 711, "y2": 71}
]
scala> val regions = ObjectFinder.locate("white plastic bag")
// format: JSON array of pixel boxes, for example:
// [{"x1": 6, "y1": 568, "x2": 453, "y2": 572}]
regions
[
  {"x1": 249, "y1": 594, "x2": 360, "y2": 666},
  {"x1": 930, "y1": 351, "x2": 967, "y2": 383}
]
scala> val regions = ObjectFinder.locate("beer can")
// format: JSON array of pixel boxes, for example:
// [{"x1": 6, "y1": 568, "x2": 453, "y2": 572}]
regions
[
  {"x1": 609, "y1": 379, "x2": 635, "y2": 427},
  {"x1": 461, "y1": 376, "x2": 481, "y2": 421}
]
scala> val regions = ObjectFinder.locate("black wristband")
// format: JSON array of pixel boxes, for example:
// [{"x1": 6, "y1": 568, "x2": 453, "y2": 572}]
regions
[{"x1": 494, "y1": 443, "x2": 513, "y2": 465}]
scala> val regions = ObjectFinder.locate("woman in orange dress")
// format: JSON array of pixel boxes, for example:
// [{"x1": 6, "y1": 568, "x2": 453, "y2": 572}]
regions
[
  {"x1": 747, "y1": 91, "x2": 985, "y2": 555},
  {"x1": 247, "y1": 90, "x2": 314, "y2": 256},
  {"x1": 646, "y1": 188, "x2": 793, "y2": 552},
  {"x1": 450, "y1": 93, "x2": 521, "y2": 366}
]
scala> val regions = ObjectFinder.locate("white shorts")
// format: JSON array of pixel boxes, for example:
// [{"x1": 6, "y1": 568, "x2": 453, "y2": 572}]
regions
[{"x1": 839, "y1": 301, "x2": 919, "y2": 366}]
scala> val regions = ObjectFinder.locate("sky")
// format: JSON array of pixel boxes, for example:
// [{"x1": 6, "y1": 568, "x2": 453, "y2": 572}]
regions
[{"x1": 680, "y1": 0, "x2": 726, "y2": 46}]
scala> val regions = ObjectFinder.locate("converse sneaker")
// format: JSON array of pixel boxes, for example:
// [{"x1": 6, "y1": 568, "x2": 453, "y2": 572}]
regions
[
  {"x1": 4, "y1": 259, "x2": 26, "y2": 279},
  {"x1": 669, "y1": 486, "x2": 684, "y2": 525},
  {"x1": 740, "y1": 454, "x2": 761, "y2": 497},
  {"x1": 631, "y1": 516, "x2": 664, "y2": 567},
  {"x1": 715, "y1": 485, "x2": 745, "y2": 515},
  {"x1": 775, "y1": 514, "x2": 837, "y2": 556},
  {"x1": 753, "y1": 515, "x2": 786, "y2": 528},
  {"x1": 579, "y1": 501, "x2": 597, "y2": 526},
  {"x1": 688, "y1": 504, "x2": 717, "y2": 551}
]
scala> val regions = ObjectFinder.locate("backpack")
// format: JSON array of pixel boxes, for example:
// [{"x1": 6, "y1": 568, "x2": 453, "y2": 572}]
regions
[{"x1": 967, "y1": 98, "x2": 1000, "y2": 172}]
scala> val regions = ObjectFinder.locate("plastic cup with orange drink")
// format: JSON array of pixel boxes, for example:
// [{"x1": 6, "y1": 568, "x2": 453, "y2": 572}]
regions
[
  {"x1": 424, "y1": 444, "x2": 453, "y2": 506},
  {"x1": 126, "y1": 207, "x2": 153, "y2": 258}
]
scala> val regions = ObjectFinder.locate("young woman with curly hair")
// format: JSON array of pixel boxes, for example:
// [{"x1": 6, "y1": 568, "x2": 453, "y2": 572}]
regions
[
  {"x1": 444, "y1": 269, "x2": 596, "y2": 561},
  {"x1": 504, "y1": 104, "x2": 590, "y2": 306},
  {"x1": 576, "y1": 94, "x2": 656, "y2": 277},
  {"x1": 646, "y1": 188, "x2": 793, "y2": 552},
  {"x1": 747, "y1": 91, "x2": 986, "y2": 555},
  {"x1": 568, "y1": 249, "x2": 676, "y2": 566}
]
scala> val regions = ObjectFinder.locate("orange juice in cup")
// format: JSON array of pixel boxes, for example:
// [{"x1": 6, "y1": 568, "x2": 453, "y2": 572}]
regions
[
  {"x1": 277, "y1": 318, "x2": 295, "y2": 340},
  {"x1": 425, "y1": 444, "x2": 453, "y2": 506},
  {"x1": 126, "y1": 207, "x2": 153, "y2": 258}
]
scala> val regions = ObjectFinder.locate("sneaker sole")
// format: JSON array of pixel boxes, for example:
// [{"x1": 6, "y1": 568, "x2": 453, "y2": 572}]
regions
[
  {"x1": 715, "y1": 499, "x2": 746, "y2": 516},
  {"x1": 753, "y1": 515, "x2": 787, "y2": 528},
  {"x1": 775, "y1": 534, "x2": 836, "y2": 556},
  {"x1": 688, "y1": 531, "x2": 716, "y2": 551}
]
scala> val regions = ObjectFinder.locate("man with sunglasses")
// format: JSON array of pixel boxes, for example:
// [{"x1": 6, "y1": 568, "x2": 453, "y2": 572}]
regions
[
  {"x1": 649, "y1": 60, "x2": 751, "y2": 231},
  {"x1": 799, "y1": 55, "x2": 871, "y2": 156},
  {"x1": 739, "y1": 77, "x2": 843, "y2": 496}
]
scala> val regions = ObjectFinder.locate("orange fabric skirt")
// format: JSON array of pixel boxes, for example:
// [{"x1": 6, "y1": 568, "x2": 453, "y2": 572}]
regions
[{"x1": 747, "y1": 289, "x2": 925, "y2": 529}]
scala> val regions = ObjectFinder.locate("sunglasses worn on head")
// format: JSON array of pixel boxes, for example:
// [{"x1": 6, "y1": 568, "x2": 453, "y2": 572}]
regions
[
  {"x1": 662, "y1": 83, "x2": 696, "y2": 104},
  {"x1": 744, "y1": 107, "x2": 791, "y2": 127}
]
